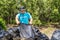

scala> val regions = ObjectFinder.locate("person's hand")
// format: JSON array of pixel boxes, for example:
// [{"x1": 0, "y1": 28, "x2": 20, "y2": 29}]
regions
[
  {"x1": 29, "y1": 18, "x2": 33, "y2": 25},
  {"x1": 17, "y1": 22, "x2": 20, "y2": 25},
  {"x1": 15, "y1": 16, "x2": 20, "y2": 25},
  {"x1": 29, "y1": 22, "x2": 32, "y2": 25},
  {"x1": 29, "y1": 22, "x2": 33, "y2": 26}
]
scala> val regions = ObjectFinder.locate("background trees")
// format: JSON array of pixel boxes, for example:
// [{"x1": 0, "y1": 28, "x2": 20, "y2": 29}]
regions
[{"x1": 0, "y1": 0, "x2": 60, "y2": 26}]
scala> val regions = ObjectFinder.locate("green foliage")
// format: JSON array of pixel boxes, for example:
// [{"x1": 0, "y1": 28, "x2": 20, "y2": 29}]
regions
[
  {"x1": 0, "y1": 0, "x2": 19, "y2": 24},
  {"x1": 0, "y1": 17, "x2": 7, "y2": 30},
  {"x1": 0, "y1": 0, "x2": 60, "y2": 26}
]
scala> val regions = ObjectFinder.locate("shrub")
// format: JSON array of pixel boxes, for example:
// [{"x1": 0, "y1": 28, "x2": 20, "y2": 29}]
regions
[{"x1": 0, "y1": 17, "x2": 7, "y2": 30}]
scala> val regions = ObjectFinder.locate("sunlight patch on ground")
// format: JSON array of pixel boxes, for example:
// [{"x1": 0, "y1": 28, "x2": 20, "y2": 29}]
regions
[{"x1": 39, "y1": 27, "x2": 56, "y2": 39}]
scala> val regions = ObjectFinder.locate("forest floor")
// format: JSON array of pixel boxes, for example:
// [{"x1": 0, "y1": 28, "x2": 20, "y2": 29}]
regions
[{"x1": 39, "y1": 27, "x2": 56, "y2": 39}]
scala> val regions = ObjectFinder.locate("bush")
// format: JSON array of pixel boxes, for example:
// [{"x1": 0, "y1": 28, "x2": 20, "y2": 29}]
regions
[{"x1": 0, "y1": 17, "x2": 7, "y2": 30}]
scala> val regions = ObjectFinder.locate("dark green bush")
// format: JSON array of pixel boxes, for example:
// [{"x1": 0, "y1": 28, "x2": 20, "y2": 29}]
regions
[{"x1": 0, "y1": 17, "x2": 7, "y2": 30}]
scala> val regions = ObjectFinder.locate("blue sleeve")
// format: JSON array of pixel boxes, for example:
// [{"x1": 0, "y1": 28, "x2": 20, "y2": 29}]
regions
[{"x1": 28, "y1": 13, "x2": 32, "y2": 19}]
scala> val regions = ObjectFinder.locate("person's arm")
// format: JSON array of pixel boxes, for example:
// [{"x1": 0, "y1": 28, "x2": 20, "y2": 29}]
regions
[
  {"x1": 15, "y1": 14, "x2": 20, "y2": 25},
  {"x1": 29, "y1": 17, "x2": 33, "y2": 24},
  {"x1": 28, "y1": 13, "x2": 33, "y2": 24}
]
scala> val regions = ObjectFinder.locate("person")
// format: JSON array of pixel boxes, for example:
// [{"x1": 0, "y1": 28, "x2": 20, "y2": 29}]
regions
[
  {"x1": 15, "y1": 6, "x2": 34, "y2": 40},
  {"x1": 15, "y1": 6, "x2": 32, "y2": 25}
]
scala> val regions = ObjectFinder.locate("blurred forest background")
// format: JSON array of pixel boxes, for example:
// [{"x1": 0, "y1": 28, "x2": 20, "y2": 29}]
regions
[{"x1": 0, "y1": 0, "x2": 60, "y2": 28}]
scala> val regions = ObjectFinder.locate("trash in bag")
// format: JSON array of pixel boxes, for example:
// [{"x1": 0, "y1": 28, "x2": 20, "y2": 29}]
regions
[
  {"x1": 0, "y1": 24, "x2": 49, "y2": 40},
  {"x1": 0, "y1": 26, "x2": 8, "y2": 40},
  {"x1": 51, "y1": 30, "x2": 60, "y2": 40},
  {"x1": 19, "y1": 24, "x2": 34, "y2": 38},
  {"x1": 39, "y1": 34, "x2": 49, "y2": 40},
  {"x1": 32, "y1": 27, "x2": 49, "y2": 40},
  {"x1": 0, "y1": 30, "x2": 4, "y2": 38},
  {"x1": 7, "y1": 24, "x2": 49, "y2": 40},
  {"x1": 5, "y1": 27, "x2": 20, "y2": 40}
]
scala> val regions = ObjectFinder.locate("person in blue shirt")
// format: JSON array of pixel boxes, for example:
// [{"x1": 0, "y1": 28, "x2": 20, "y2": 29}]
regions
[
  {"x1": 15, "y1": 6, "x2": 32, "y2": 25},
  {"x1": 15, "y1": 6, "x2": 34, "y2": 40}
]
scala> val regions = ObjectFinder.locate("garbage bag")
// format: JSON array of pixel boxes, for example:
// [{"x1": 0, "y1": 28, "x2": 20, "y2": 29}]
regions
[
  {"x1": 0, "y1": 26, "x2": 5, "y2": 39},
  {"x1": 0, "y1": 30, "x2": 4, "y2": 38},
  {"x1": 0, "y1": 24, "x2": 49, "y2": 40},
  {"x1": 32, "y1": 27, "x2": 49, "y2": 40},
  {"x1": 19, "y1": 24, "x2": 34, "y2": 38},
  {"x1": 51, "y1": 30, "x2": 60, "y2": 40}
]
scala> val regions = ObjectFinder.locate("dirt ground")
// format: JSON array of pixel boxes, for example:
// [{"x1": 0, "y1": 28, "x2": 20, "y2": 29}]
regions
[{"x1": 39, "y1": 27, "x2": 56, "y2": 39}]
